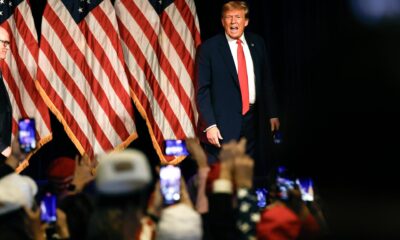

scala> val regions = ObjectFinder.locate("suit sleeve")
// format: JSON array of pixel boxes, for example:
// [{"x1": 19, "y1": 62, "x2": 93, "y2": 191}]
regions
[
  {"x1": 261, "y1": 41, "x2": 279, "y2": 118},
  {"x1": 0, "y1": 80, "x2": 12, "y2": 153},
  {"x1": 196, "y1": 44, "x2": 217, "y2": 130},
  {"x1": 0, "y1": 122, "x2": 10, "y2": 154}
]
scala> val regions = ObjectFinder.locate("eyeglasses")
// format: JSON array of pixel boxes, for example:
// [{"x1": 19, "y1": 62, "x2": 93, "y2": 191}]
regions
[{"x1": 0, "y1": 39, "x2": 10, "y2": 47}]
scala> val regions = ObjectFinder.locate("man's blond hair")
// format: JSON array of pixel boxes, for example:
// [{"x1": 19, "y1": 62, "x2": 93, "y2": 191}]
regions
[{"x1": 221, "y1": 1, "x2": 249, "y2": 19}]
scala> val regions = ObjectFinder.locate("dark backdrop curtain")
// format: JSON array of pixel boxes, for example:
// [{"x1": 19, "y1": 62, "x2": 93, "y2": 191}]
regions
[
  {"x1": 182, "y1": 1, "x2": 400, "y2": 237},
  {"x1": 195, "y1": 0, "x2": 341, "y2": 178},
  {"x1": 28, "y1": 0, "x2": 340, "y2": 192}
]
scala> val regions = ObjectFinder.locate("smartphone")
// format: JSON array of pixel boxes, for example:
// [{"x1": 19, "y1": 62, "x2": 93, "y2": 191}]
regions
[
  {"x1": 164, "y1": 139, "x2": 189, "y2": 156},
  {"x1": 40, "y1": 193, "x2": 57, "y2": 223},
  {"x1": 276, "y1": 177, "x2": 295, "y2": 200},
  {"x1": 160, "y1": 165, "x2": 181, "y2": 205},
  {"x1": 255, "y1": 188, "x2": 268, "y2": 208},
  {"x1": 18, "y1": 118, "x2": 37, "y2": 153},
  {"x1": 296, "y1": 178, "x2": 314, "y2": 202},
  {"x1": 272, "y1": 130, "x2": 282, "y2": 144}
]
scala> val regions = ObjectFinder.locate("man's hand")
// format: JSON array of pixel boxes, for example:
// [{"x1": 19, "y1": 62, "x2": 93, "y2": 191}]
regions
[
  {"x1": 6, "y1": 138, "x2": 26, "y2": 170},
  {"x1": 69, "y1": 154, "x2": 97, "y2": 194},
  {"x1": 206, "y1": 126, "x2": 223, "y2": 148},
  {"x1": 234, "y1": 155, "x2": 254, "y2": 189},
  {"x1": 219, "y1": 139, "x2": 247, "y2": 181},
  {"x1": 1, "y1": 146, "x2": 11, "y2": 158},
  {"x1": 55, "y1": 209, "x2": 70, "y2": 239},
  {"x1": 147, "y1": 181, "x2": 163, "y2": 218},
  {"x1": 219, "y1": 138, "x2": 247, "y2": 161},
  {"x1": 180, "y1": 177, "x2": 194, "y2": 208},
  {"x1": 24, "y1": 206, "x2": 47, "y2": 240},
  {"x1": 270, "y1": 117, "x2": 280, "y2": 132},
  {"x1": 186, "y1": 138, "x2": 208, "y2": 168}
]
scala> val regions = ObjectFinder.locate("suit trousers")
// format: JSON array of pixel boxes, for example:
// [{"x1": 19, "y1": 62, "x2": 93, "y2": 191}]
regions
[
  {"x1": 240, "y1": 105, "x2": 256, "y2": 158},
  {"x1": 203, "y1": 105, "x2": 256, "y2": 164}
]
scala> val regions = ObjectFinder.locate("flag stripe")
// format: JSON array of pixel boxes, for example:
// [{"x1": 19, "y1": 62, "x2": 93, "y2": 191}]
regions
[
  {"x1": 118, "y1": 0, "x2": 194, "y2": 134},
  {"x1": 38, "y1": 0, "x2": 136, "y2": 158},
  {"x1": 1, "y1": 1, "x2": 52, "y2": 172},
  {"x1": 39, "y1": 36, "x2": 113, "y2": 153},
  {"x1": 6, "y1": 23, "x2": 40, "y2": 121},
  {"x1": 118, "y1": 21, "x2": 184, "y2": 138},
  {"x1": 137, "y1": 14, "x2": 196, "y2": 129},
  {"x1": 2, "y1": 64, "x2": 28, "y2": 117},
  {"x1": 122, "y1": 60, "x2": 166, "y2": 142},
  {"x1": 80, "y1": 19, "x2": 135, "y2": 132},
  {"x1": 116, "y1": 0, "x2": 200, "y2": 163},
  {"x1": 14, "y1": 6, "x2": 39, "y2": 67},
  {"x1": 2, "y1": 1, "x2": 51, "y2": 140},
  {"x1": 43, "y1": 4, "x2": 129, "y2": 140},
  {"x1": 159, "y1": 12, "x2": 195, "y2": 99},
  {"x1": 93, "y1": 3, "x2": 126, "y2": 64},
  {"x1": 161, "y1": 10, "x2": 194, "y2": 73},
  {"x1": 158, "y1": 9, "x2": 199, "y2": 122},
  {"x1": 117, "y1": 2, "x2": 187, "y2": 138},
  {"x1": 85, "y1": 7, "x2": 134, "y2": 117},
  {"x1": 175, "y1": 0, "x2": 201, "y2": 45},
  {"x1": 37, "y1": 66, "x2": 96, "y2": 156}
]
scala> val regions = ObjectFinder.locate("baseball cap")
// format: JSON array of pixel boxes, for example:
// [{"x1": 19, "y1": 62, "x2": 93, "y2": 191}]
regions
[
  {"x1": 96, "y1": 149, "x2": 152, "y2": 195},
  {"x1": 47, "y1": 156, "x2": 76, "y2": 181},
  {"x1": 0, "y1": 173, "x2": 38, "y2": 215},
  {"x1": 256, "y1": 204, "x2": 301, "y2": 240},
  {"x1": 156, "y1": 203, "x2": 203, "y2": 240}
]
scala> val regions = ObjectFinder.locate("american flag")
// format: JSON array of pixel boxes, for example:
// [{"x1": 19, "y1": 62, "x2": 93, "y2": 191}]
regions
[
  {"x1": 37, "y1": 0, "x2": 137, "y2": 159},
  {"x1": 115, "y1": 0, "x2": 201, "y2": 164},
  {"x1": 0, "y1": 0, "x2": 52, "y2": 171}
]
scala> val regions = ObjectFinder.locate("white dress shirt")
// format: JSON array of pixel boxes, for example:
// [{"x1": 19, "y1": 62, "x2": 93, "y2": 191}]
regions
[{"x1": 226, "y1": 33, "x2": 256, "y2": 104}]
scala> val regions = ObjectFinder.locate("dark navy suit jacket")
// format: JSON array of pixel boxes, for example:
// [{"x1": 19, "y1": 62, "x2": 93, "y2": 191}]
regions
[
  {"x1": 196, "y1": 32, "x2": 278, "y2": 144},
  {"x1": 0, "y1": 72, "x2": 12, "y2": 160}
]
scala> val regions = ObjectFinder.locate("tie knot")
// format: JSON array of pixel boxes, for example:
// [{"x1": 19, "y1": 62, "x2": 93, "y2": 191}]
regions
[{"x1": 236, "y1": 39, "x2": 242, "y2": 45}]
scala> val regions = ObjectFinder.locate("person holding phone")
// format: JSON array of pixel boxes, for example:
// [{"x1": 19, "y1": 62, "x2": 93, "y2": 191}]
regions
[
  {"x1": 147, "y1": 166, "x2": 203, "y2": 240},
  {"x1": 159, "y1": 165, "x2": 182, "y2": 206},
  {"x1": 0, "y1": 138, "x2": 26, "y2": 178},
  {"x1": 0, "y1": 26, "x2": 12, "y2": 162}
]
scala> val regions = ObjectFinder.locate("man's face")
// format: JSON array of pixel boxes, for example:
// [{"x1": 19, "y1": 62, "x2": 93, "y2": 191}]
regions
[
  {"x1": 221, "y1": 9, "x2": 249, "y2": 39},
  {"x1": 0, "y1": 27, "x2": 10, "y2": 60}
]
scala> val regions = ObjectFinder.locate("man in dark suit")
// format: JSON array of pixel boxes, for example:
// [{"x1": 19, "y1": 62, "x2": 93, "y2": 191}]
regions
[
  {"x1": 196, "y1": 1, "x2": 279, "y2": 176},
  {"x1": 0, "y1": 26, "x2": 12, "y2": 162}
]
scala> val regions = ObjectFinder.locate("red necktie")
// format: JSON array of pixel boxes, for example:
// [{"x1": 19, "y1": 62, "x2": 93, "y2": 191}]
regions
[{"x1": 237, "y1": 39, "x2": 249, "y2": 115}]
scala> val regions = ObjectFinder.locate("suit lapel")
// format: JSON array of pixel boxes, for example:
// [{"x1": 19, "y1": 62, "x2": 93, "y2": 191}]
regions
[
  {"x1": 245, "y1": 33, "x2": 261, "y2": 89},
  {"x1": 217, "y1": 33, "x2": 261, "y2": 88},
  {"x1": 0, "y1": 71, "x2": 12, "y2": 111},
  {"x1": 218, "y1": 35, "x2": 239, "y2": 86}
]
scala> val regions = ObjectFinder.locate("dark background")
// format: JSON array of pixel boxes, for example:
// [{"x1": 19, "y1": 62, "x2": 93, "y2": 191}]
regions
[{"x1": 24, "y1": 0, "x2": 400, "y2": 238}]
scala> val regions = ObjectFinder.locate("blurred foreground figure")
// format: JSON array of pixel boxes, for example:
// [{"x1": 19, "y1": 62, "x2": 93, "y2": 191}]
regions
[
  {"x1": 86, "y1": 149, "x2": 153, "y2": 240},
  {"x1": 0, "y1": 26, "x2": 12, "y2": 162}
]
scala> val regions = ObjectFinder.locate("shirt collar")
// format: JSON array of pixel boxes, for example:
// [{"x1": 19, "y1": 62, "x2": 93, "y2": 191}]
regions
[{"x1": 225, "y1": 33, "x2": 247, "y2": 45}]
